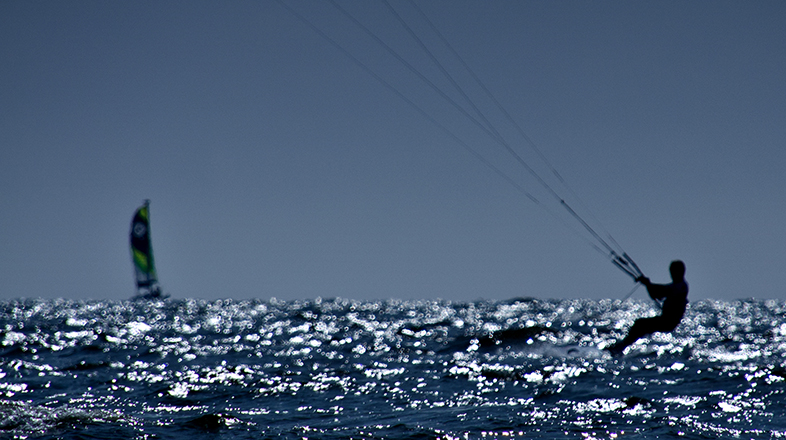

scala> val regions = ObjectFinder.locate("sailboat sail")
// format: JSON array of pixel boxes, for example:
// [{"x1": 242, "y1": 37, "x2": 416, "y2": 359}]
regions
[{"x1": 130, "y1": 200, "x2": 159, "y2": 294}]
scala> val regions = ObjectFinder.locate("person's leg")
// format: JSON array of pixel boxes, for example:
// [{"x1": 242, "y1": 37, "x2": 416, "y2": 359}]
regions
[{"x1": 608, "y1": 316, "x2": 660, "y2": 354}]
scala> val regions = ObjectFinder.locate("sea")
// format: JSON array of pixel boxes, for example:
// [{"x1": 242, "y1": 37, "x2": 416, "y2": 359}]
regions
[{"x1": 1, "y1": 297, "x2": 785, "y2": 440}]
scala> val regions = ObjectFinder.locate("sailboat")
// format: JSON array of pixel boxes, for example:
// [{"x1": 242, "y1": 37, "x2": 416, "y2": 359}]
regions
[{"x1": 130, "y1": 200, "x2": 169, "y2": 300}]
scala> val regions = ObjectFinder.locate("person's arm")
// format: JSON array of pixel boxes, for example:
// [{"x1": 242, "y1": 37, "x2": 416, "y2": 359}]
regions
[
  {"x1": 647, "y1": 283, "x2": 671, "y2": 300},
  {"x1": 636, "y1": 276, "x2": 669, "y2": 300}
]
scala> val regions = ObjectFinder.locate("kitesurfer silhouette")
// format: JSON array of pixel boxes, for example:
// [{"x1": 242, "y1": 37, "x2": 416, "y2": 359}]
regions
[{"x1": 606, "y1": 260, "x2": 688, "y2": 356}]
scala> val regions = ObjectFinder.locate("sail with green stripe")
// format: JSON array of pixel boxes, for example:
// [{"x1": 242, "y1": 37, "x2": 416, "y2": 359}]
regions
[{"x1": 130, "y1": 200, "x2": 162, "y2": 298}]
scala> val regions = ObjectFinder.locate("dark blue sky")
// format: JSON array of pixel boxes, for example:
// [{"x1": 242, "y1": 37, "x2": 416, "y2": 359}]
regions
[{"x1": 2, "y1": 1, "x2": 784, "y2": 302}]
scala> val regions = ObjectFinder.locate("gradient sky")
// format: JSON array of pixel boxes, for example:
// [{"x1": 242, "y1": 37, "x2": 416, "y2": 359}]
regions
[{"x1": 2, "y1": 1, "x2": 784, "y2": 302}]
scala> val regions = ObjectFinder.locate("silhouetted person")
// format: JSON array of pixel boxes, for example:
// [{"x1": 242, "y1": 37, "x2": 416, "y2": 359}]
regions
[{"x1": 607, "y1": 260, "x2": 688, "y2": 355}]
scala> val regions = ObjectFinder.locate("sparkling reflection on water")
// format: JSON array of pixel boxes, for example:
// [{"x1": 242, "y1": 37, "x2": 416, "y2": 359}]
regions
[{"x1": 1, "y1": 297, "x2": 785, "y2": 439}]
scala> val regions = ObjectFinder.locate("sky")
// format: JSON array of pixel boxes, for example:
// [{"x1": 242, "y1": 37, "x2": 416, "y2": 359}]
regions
[{"x1": 2, "y1": 1, "x2": 784, "y2": 303}]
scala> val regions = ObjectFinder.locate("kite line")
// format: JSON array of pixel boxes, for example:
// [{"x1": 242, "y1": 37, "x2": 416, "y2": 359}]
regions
[{"x1": 275, "y1": 0, "x2": 645, "y2": 284}]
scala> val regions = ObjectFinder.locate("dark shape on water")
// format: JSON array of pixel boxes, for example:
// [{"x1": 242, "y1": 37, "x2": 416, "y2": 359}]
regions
[
  {"x1": 61, "y1": 360, "x2": 110, "y2": 372},
  {"x1": 607, "y1": 260, "x2": 688, "y2": 356},
  {"x1": 183, "y1": 413, "x2": 233, "y2": 432},
  {"x1": 397, "y1": 319, "x2": 453, "y2": 336},
  {"x1": 477, "y1": 326, "x2": 557, "y2": 349},
  {"x1": 442, "y1": 325, "x2": 557, "y2": 354},
  {"x1": 624, "y1": 396, "x2": 653, "y2": 409},
  {"x1": 131, "y1": 285, "x2": 168, "y2": 301}
]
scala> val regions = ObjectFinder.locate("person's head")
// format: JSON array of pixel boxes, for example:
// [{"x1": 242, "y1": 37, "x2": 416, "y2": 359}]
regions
[{"x1": 669, "y1": 260, "x2": 686, "y2": 281}]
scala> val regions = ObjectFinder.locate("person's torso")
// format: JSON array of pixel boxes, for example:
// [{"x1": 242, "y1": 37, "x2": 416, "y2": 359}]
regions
[{"x1": 661, "y1": 280, "x2": 689, "y2": 318}]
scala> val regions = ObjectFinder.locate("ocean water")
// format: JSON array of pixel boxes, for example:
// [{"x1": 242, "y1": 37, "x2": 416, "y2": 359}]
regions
[{"x1": 1, "y1": 297, "x2": 785, "y2": 439}]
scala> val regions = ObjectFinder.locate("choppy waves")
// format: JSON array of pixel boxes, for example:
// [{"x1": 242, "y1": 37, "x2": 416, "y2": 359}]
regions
[{"x1": 1, "y1": 297, "x2": 785, "y2": 439}]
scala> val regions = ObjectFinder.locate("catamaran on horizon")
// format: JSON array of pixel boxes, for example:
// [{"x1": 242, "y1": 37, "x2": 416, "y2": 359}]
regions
[{"x1": 130, "y1": 200, "x2": 168, "y2": 300}]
